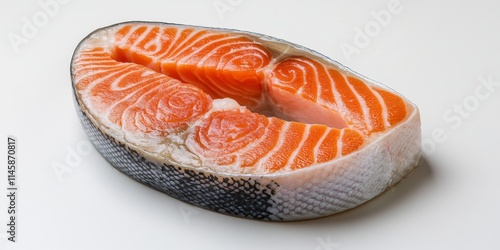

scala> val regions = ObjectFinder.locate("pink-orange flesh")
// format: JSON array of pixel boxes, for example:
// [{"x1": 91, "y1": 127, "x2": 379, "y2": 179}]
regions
[{"x1": 73, "y1": 24, "x2": 408, "y2": 172}]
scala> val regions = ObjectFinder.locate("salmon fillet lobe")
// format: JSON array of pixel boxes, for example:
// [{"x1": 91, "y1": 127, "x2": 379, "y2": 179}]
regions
[{"x1": 72, "y1": 22, "x2": 421, "y2": 221}]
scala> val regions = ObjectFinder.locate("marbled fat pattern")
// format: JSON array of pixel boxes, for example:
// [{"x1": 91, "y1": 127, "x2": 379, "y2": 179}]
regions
[{"x1": 71, "y1": 22, "x2": 421, "y2": 221}]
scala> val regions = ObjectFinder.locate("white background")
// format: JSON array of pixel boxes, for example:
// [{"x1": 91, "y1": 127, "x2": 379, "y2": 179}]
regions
[{"x1": 1, "y1": 0, "x2": 499, "y2": 249}]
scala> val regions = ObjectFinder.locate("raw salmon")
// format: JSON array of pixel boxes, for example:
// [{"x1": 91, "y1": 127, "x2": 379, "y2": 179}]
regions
[{"x1": 71, "y1": 22, "x2": 421, "y2": 220}]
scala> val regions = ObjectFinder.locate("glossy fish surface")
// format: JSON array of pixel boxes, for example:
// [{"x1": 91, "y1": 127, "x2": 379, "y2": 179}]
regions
[{"x1": 71, "y1": 21, "x2": 421, "y2": 221}]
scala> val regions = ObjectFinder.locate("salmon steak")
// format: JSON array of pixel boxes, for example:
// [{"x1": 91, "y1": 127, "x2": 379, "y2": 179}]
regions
[{"x1": 71, "y1": 21, "x2": 421, "y2": 221}]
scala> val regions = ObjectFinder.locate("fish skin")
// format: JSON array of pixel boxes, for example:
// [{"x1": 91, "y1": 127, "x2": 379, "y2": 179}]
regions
[{"x1": 71, "y1": 21, "x2": 421, "y2": 221}]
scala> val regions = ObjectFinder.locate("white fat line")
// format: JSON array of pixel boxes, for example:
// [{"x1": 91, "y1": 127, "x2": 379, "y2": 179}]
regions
[
  {"x1": 72, "y1": 54, "x2": 113, "y2": 65},
  {"x1": 165, "y1": 30, "x2": 213, "y2": 59},
  {"x1": 336, "y1": 129, "x2": 344, "y2": 157},
  {"x1": 343, "y1": 75, "x2": 373, "y2": 131},
  {"x1": 174, "y1": 38, "x2": 253, "y2": 97},
  {"x1": 73, "y1": 59, "x2": 116, "y2": 67},
  {"x1": 203, "y1": 43, "x2": 268, "y2": 92},
  {"x1": 195, "y1": 73, "x2": 228, "y2": 99},
  {"x1": 143, "y1": 28, "x2": 164, "y2": 56},
  {"x1": 282, "y1": 124, "x2": 311, "y2": 171},
  {"x1": 182, "y1": 121, "x2": 204, "y2": 159},
  {"x1": 109, "y1": 68, "x2": 161, "y2": 91},
  {"x1": 76, "y1": 51, "x2": 109, "y2": 58},
  {"x1": 215, "y1": 41, "x2": 267, "y2": 63},
  {"x1": 231, "y1": 119, "x2": 275, "y2": 168},
  {"x1": 326, "y1": 68, "x2": 349, "y2": 122},
  {"x1": 288, "y1": 61, "x2": 308, "y2": 97},
  {"x1": 296, "y1": 57, "x2": 322, "y2": 101},
  {"x1": 254, "y1": 122, "x2": 290, "y2": 173},
  {"x1": 188, "y1": 107, "x2": 227, "y2": 149},
  {"x1": 202, "y1": 39, "x2": 251, "y2": 60},
  {"x1": 78, "y1": 50, "x2": 104, "y2": 56},
  {"x1": 217, "y1": 49, "x2": 268, "y2": 90},
  {"x1": 106, "y1": 77, "x2": 163, "y2": 118},
  {"x1": 369, "y1": 87, "x2": 390, "y2": 128},
  {"x1": 312, "y1": 127, "x2": 330, "y2": 161},
  {"x1": 170, "y1": 61, "x2": 226, "y2": 99},
  {"x1": 118, "y1": 25, "x2": 143, "y2": 48},
  {"x1": 267, "y1": 62, "x2": 304, "y2": 101},
  {"x1": 212, "y1": 41, "x2": 267, "y2": 70},
  {"x1": 73, "y1": 65, "x2": 131, "y2": 82},
  {"x1": 271, "y1": 61, "x2": 301, "y2": 86},
  {"x1": 76, "y1": 64, "x2": 134, "y2": 93},
  {"x1": 73, "y1": 55, "x2": 113, "y2": 62},
  {"x1": 156, "y1": 28, "x2": 185, "y2": 59},
  {"x1": 178, "y1": 36, "x2": 238, "y2": 65},
  {"x1": 313, "y1": 62, "x2": 322, "y2": 104},
  {"x1": 72, "y1": 63, "x2": 123, "y2": 82},
  {"x1": 74, "y1": 57, "x2": 119, "y2": 66},
  {"x1": 119, "y1": 83, "x2": 168, "y2": 129},
  {"x1": 130, "y1": 26, "x2": 155, "y2": 51},
  {"x1": 74, "y1": 61, "x2": 125, "y2": 70},
  {"x1": 133, "y1": 111, "x2": 146, "y2": 132},
  {"x1": 80, "y1": 66, "x2": 138, "y2": 114},
  {"x1": 190, "y1": 38, "x2": 246, "y2": 87},
  {"x1": 271, "y1": 45, "x2": 291, "y2": 62}
]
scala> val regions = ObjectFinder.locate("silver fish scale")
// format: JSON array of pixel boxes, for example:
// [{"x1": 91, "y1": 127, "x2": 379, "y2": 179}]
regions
[
  {"x1": 75, "y1": 100, "x2": 420, "y2": 221},
  {"x1": 270, "y1": 164, "x2": 383, "y2": 219},
  {"x1": 71, "y1": 22, "x2": 422, "y2": 221},
  {"x1": 76, "y1": 106, "x2": 284, "y2": 220}
]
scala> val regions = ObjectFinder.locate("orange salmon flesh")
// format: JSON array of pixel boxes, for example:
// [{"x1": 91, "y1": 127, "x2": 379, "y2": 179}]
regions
[
  {"x1": 71, "y1": 22, "x2": 421, "y2": 220},
  {"x1": 73, "y1": 23, "x2": 412, "y2": 174}
]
